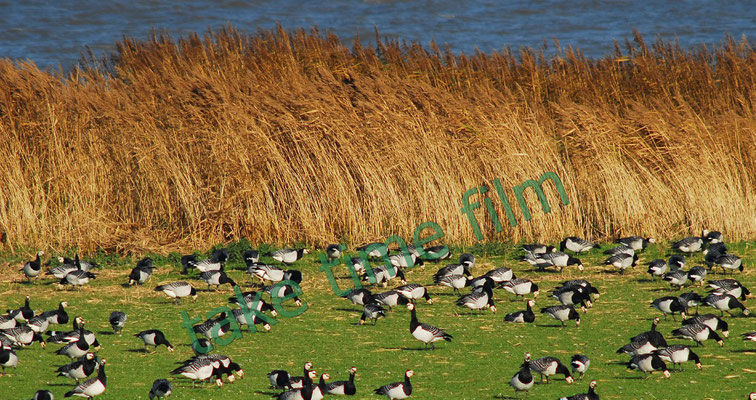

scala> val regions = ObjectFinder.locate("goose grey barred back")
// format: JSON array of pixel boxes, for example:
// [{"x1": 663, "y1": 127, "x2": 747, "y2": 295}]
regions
[
  {"x1": 108, "y1": 311, "x2": 126, "y2": 335},
  {"x1": 325, "y1": 366, "x2": 357, "y2": 395},
  {"x1": 2, "y1": 325, "x2": 46, "y2": 348},
  {"x1": 135, "y1": 329, "x2": 174, "y2": 352},
  {"x1": 154, "y1": 281, "x2": 197, "y2": 303},
  {"x1": 326, "y1": 244, "x2": 342, "y2": 261},
  {"x1": 647, "y1": 259, "x2": 668, "y2": 279},
  {"x1": 363, "y1": 265, "x2": 405, "y2": 287},
  {"x1": 702, "y1": 229, "x2": 722, "y2": 244},
  {"x1": 263, "y1": 284, "x2": 303, "y2": 306},
  {"x1": 268, "y1": 248, "x2": 309, "y2": 265},
  {"x1": 407, "y1": 302, "x2": 452, "y2": 350},
  {"x1": 553, "y1": 284, "x2": 600, "y2": 302},
  {"x1": 128, "y1": 257, "x2": 154, "y2": 285},
  {"x1": 32, "y1": 390, "x2": 54, "y2": 400},
  {"x1": 193, "y1": 313, "x2": 232, "y2": 340},
  {"x1": 395, "y1": 284, "x2": 433, "y2": 304},
  {"x1": 243, "y1": 249, "x2": 260, "y2": 266},
  {"x1": 372, "y1": 290, "x2": 409, "y2": 311},
  {"x1": 552, "y1": 288, "x2": 592, "y2": 310},
  {"x1": 230, "y1": 308, "x2": 272, "y2": 331},
  {"x1": 714, "y1": 254, "x2": 743, "y2": 274},
  {"x1": 199, "y1": 270, "x2": 237, "y2": 289},
  {"x1": 170, "y1": 358, "x2": 221, "y2": 387},
  {"x1": 687, "y1": 266, "x2": 707, "y2": 286},
  {"x1": 389, "y1": 252, "x2": 424, "y2": 269},
  {"x1": 27, "y1": 315, "x2": 49, "y2": 333},
  {"x1": 529, "y1": 356, "x2": 574, "y2": 384},
  {"x1": 570, "y1": 354, "x2": 590, "y2": 380},
  {"x1": 374, "y1": 369, "x2": 413, "y2": 399},
  {"x1": 470, "y1": 276, "x2": 495, "y2": 294},
  {"x1": 617, "y1": 337, "x2": 657, "y2": 356},
  {"x1": 603, "y1": 245, "x2": 634, "y2": 256},
  {"x1": 423, "y1": 245, "x2": 451, "y2": 261},
  {"x1": 668, "y1": 255, "x2": 686, "y2": 270},
  {"x1": 185, "y1": 249, "x2": 229, "y2": 273},
  {"x1": 458, "y1": 253, "x2": 476, "y2": 268},
  {"x1": 671, "y1": 323, "x2": 724, "y2": 346},
  {"x1": 630, "y1": 317, "x2": 667, "y2": 347},
  {"x1": 501, "y1": 278, "x2": 540, "y2": 299},
  {"x1": 434, "y1": 274, "x2": 471, "y2": 294},
  {"x1": 650, "y1": 296, "x2": 687, "y2": 320},
  {"x1": 349, "y1": 257, "x2": 367, "y2": 275},
  {"x1": 433, "y1": 263, "x2": 471, "y2": 280},
  {"x1": 180, "y1": 354, "x2": 244, "y2": 379},
  {"x1": 617, "y1": 236, "x2": 656, "y2": 250},
  {"x1": 707, "y1": 278, "x2": 750, "y2": 300},
  {"x1": 605, "y1": 253, "x2": 638, "y2": 274},
  {"x1": 42, "y1": 301, "x2": 69, "y2": 325},
  {"x1": 228, "y1": 291, "x2": 278, "y2": 316},
  {"x1": 671, "y1": 237, "x2": 703, "y2": 253},
  {"x1": 510, "y1": 353, "x2": 534, "y2": 397},
  {"x1": 540, "y1": 305, "x2": 581, "y2": 327},
  {"x1": 148, "y1": 379, "x2": 172, "y2": 399},
  {"x1": 682, "y1": 314, "x2": 729, "y2": 338},
  {"x1": 560, "y1": 237, "x2": 599, "y2": 253},
  {"x1": 483, "y1": 267, "x2": 515, "y2": 283},
  {"x1": 704, "y1": 242, "x2": 727, "y2": 256},
  {"x1": 356, "y1": 242, "x2": 389, "y2": 259},
  {"x1": 522, "y1": 243, "x2": 556, "y2": 255},
  {"x1": 559, "y1": 379, "x2": 598, "y2": 400},
  {"x1": 535, "y1": 252, "x2": 584, "y2": 272},
  {"x1": 678, "y1": 292, "x2": 703, "y2": 314},
  {"x1": 663, "y1": 270, "x2": 688, "y2": 289},
  {"x1": 504, "y1": 300, "x2": 536, "y2": 323},
  {"x1": 654, "y1": 345, "x2": 702, "y2": 371},
  {"x1": 742, "y1": 331, "x2": 756, "y2": 342},
  {"x1": 60, "y1": 269, "x2": 96, "y2": 288},
  {"x1": 456, "y1": 284, "x2": 496, "y2": 313},
  {"x1": 0, "y1": 314, "x2": 16, "y2": 330},
  {"x1": 627, "y1": 353, "x2": 670, "y2": 378},
  {"x1": 0, "y1": 348, "x2": 18, "y2": 373},
  {"x1": 557, "y1": 279, "x2": 594, "y2": 291},
  {"x1": 248, "y1": 264, "x2": 285, "y2": 283},
  {"x1": 703, "y1": 293, "x2": 749, "y2": 316},
  {"x1": 64, "y1": 358, "x2": 107, "y2": 398},
  {"x1": 56, "y1": 352, "x2": 98, "y2": 382},
  {"x1": 342, "y1": 288, "x2": 374, "y2": 307},
  {"x1": 22, "y1": 250, "x2": 44, "y2": 281},
  {"x1": 360, "y1": 303, "x2": 387, "y2": 325}
]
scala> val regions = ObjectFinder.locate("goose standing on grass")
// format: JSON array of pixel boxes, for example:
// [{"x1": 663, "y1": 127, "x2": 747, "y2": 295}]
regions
[
  {"x1": 22, "y1": 251, "x2": 44, "y2": 282},
  {"x1": 617, "y1": 337, "x2": 657, "y2": 356},
  {"x1": 504, "y1": 300, "x2": 536, "y2": 323},
  {"x1": 325, "y1": 366, "x2": 357, "y2": 396},
  {"x1": 653, "y1": 345, "x2": 702, "y2": 371},
  {"x1": 713, "y1": 254, "x2": 743, "y2": 274},
  {"x1": 630, "y1": 317, "x2": 667, "y2": 347},
  {"x1": 457, "y1": 282, "x2": 496, "y2": 314},
  {"x1": 538, "y1": 252, "x2": 584, "y2": 272},
  {"x1": 268, "y1": 248, "x2": 309, "y2": 265},
  {"x1": 484, "y1": 267, "x2": 515, "y2": 283},
  {"x1": 433, "y1": 261, "x2": 472, "y2": 280},
  {"x1": 193, "y1": 313, "x2": 232, "y2": 340},
  {"x1": 356, "y1": 243, "x2": 389, "y2": 259},
  {"x1": 0, "y1": 348, "x2": 17, "y2": 375},
  {"x1": 552, "y1": 288, "x2": 592, "y2": 310},
  {"x1": 373, "y1": 290, "x2": 409, "y2": 311},
  {"x1": 364, "y1": 265, "x2": 406, "y2": 287},
  {"x1": 647, "y1": 259, "x2": 668, "y2": 280},
  {"x1": 268, "y1": 369, "x2": 292, "y2": 390},
  {"x1": 570, "y1": 355, "x2": 590, "y2": 380},
  {"x1": 277, "y1": 369, "x2": 319, "y2": 400},
  {"x1": 618, "y1": 236, "x2": 656, "y2": 251},
  {"x1": 407, "y1": 303, "x2": 452, "y2": 350},
  {"x1": 540, "y1": 305, "x2": 580, "y2": 327},
  {"x1": 560, "y1": 237, "x2": 599, "y2": 253},
  {"x1": 0, "y1": 314, "x2": 15, "y2": 330},
  {"x1": 395, "y1": 284, "x2": 433, "y2": 304},
  {"x1": 128, "y1": 257, "x2": 154, "y2": 285},
  {"x1": 342, "y1": 288, "x2": 374, "y2": 308},
  {"x1": 682, "y1": 314, "x2": 729, "y2": 338},
  {"x1": 135, "y1": 329, "x2": 174, "y2": 352},
  {"x1": 32, "y1": 390, "x2": 54, "y2": 400},
  {"x1": 529, "y1": 356, "x2": 574, "y2": 384},
  {"x1": 559, "y1": 380, "x2": 598, "y2": 400},
  {"x1": 374, "y1": 369, "x2": 413, "y2": 399},
  {"x1": 64, "y1": 358, "x2": 107, "y2": 398},
  {"x1": 183, "y1": 249, "x2": 229, "y2": 273},
  {"x1": 669, "y1": 255, "x2": 686, "y2": 271},
  {"x1": 360, "y1": 303, "x2": 387, "y2": 326},
  {"x1": 522, "y1": 243, "x2": 556, "y2": 255},
  {"x1": 326, "y1": 244, "x2": 342, "y2": 262},
  {"x1": 27, "y1": 315, "x2": 49, "y2": 334},
  {"x1": 708, "y1": 279, "x2": 750, "y2": 300},
  {"x1": 171, "y1": 358, "x2": 221, "y2": 388},
  {"x1": 687, "y1": 266, "x2": 707, "y2": 286},
  {"x1": 243, "y1": 249, "x2": 260, "y2": 266},
  {"x1": 199, "y1": 270, "x2": 237, "y2": 290},
  {"x1": 60, "y1": 269, "x2": 96, "y2": 289},
  {"x1": 434, "y1": 274, "x2": 471, "y2": 295},
  {"x1": 671, "y1": 237, "x2": 703, "y2": 253},
  {"x1": 501, "y1": 278, "x2": 540, "y2": 300},
  {"x1": 424, "y1": 245, "x2": 451, "y2": 261},
  {"x1": 678, "y1": 292, "x2": 703, "y2": 315},
  {"x1": 555, "y1": 280, "x2": 600, "y2": 301},
  {"x1": 56, "y1": 323, "x2": 90, "y2": 359},
  {"x1": 43, "y1": 301, "x2": 69, "y2": 326},
  {"x1": 605, "y1": 253, "x2": 638, "y2": 274},
  {"x1": 231, "y1": 308, "x2": 272, "y2": 331},
  {"x1": 663, "y1": 269, "x2": 688, "y2": 289},
  {"x1": 627, "y1": 353, "x2": 670, "y2": 378},
  {"x1": 650, "y1": 296, "x2": 687, "y2": 320},
  {"x1": 509, "y1": 353, "x2": 534, "y2": 398},
  {"x1": 603, "y1": 245, "x2": 634, "y2": 257},
  {"x1": 742, "y1": 332, "x2": 756, "y2": 343},
  {"x1": 108, "y1": 312, "x2": 126, "y2": 335},
  {"x1": 671, "y1": 323, "x2": 724, "y2": 347},
  {"x1": 154, "y1": 282, "x2": 197, "y2": 303},
  {"x1": 702, "y1": 229, "x2": 723, "y2": 244},
  {"x1": 148, "y1": 379, "x2": 172, "y2": 399},
  {"x1": 248, "y1": 264, "x2": 285, "y2": 283},
  {"x1": 57, "y1": 353, "x2": 99, "y2": 383},
  {"x1": 8, "y1": 295, "x2": 35, "y2": 322},
  {"x1": 703, "y1": 293, "x2": 749, "y2": 316},
  {"x1": 1, "y1": 325, "x2": 46, "y2": 348}
]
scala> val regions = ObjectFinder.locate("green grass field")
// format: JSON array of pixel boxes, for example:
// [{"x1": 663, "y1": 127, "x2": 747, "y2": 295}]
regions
[{"x1": 1, "y1": 241, "x2": 754, "y2": 399}]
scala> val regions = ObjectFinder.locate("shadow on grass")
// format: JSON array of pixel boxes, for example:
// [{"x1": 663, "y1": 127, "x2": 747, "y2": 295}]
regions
[
  {"x1": 255, "y1": 390, "x2": 281, "y2": 396},
  {"x1": 97, "y1": 331, "x2": 115, "y2": 335},
  {"x1": 492, "y1": 394, "x2": 519, "y2": 399},
  {"x1": 534, "y1": 324, "x2": 569, "y2": 328},
  {"x1": 125, "y1": 348, "x2": 149, "y2": 353},
  {"x1": 333, "y1": 307, "x2": 362, "y2": 313},
  {"x1": 381, "y1": 346, "x2": 440, "y2": 351},
  {"x1": 730, "y1": 349, "x2": 756, "y2": 353}
]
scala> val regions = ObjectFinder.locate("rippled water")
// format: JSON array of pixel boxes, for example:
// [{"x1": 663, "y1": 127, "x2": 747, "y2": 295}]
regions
[{"x1": 0, "y1": 0, "x2": 753, "y2": 70}]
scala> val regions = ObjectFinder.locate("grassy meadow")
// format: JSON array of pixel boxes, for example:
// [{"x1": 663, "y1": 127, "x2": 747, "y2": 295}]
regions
[{"x1": 0, "y1": 241, "x2": 754, "y2": 399}]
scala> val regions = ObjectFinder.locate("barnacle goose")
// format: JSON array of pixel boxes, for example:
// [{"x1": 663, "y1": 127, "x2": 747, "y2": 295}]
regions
[
  {"x1": 22, "y1": 251, "x2": 44, "y2": 282},
  {"x1": 647, "y1": 259, "x2": 668, "y2": 279},
  {"x1": 0, "y1": 348, "x2": 17, "y2": 374},
  {"x1": 603, "y1": 245, "x2": 634, "y2": 256},
  {"x1": 433, "y1": 274, "x2": 471, "y2": 294},
  {"x1": 356, "y1": 243, "x2": 389, "y2": 259},
  {"x1": 342, "y1": 288, "x2": 374, "y2": 308},
  {"x1": 529, "y1": 356, "x2": 574, "y2": 384},
  {"x1": 714, "y1": 254, "x2": 743, "y2": 274},
  {"x1": 510, "y1": 353, "x2": 534, "y2": 397},
  {"x1": 135, "y1": 329, "x2": 174, "y2": 352},
  {"x1": 374, "y1": 369, "x2": 413, "y2": 399},
  {"x1": 708, "y1": 279, "x2": 750, "y2": 300},
  {"x1": 663, "y1": 270, "x2": 688, "y2": 289},
  {"x1": 484, "y1": 267, "x2": 515, "y2": 283},
  {"x1": 148, "y1": 379, "x2": 172, "y2": 399},
  {"x1": 627, "y1": 353, "x2": 670, "y2": 378},
  {"x1": 629, "y1": 317, "x2": 667, "y2": 347},
  {"x1": 701, "y1": 229, "x2": 722, "y2": 244},
  {"x1": 64, "y1": 358, "x2": 107, "y2": 398},
  {"x1": 325, "y1": 366, "x2": 357, "y2": 395},
  {"x1": 373, "y1": 290, "x2": 409, "y2": 311},
  {"x1": 671, "y1": 237, "x2": 703, "y2": 253},
  {"x1": 407, "y1": 303, "x2": 452, "y2": 350},
  {"x1": 360, "y1": 303, "x2": 387, "y2": 325},
  {"x1": 668, "y1": 255, "x2": 686, "y2": 270},
  {"x1": 653, "y1": 345, "x2": 702, "y2": 371},
  {"x1": 501, "y1": 279, "x2": 539, "y2": 300},
  {"x1": 532, "y1": 252, "x2": 583, "y2": 272},
  {"x1": 154, "y1": 281, "x2": 197, "y2": 303},
  {"x1": 170, "y1": 358, "x2": 221, "y2": 387},
  {"x1": 703, "y1": 293, "x2": 749, "y2": 316},
  {"x1": 326, "y1": 244, "x2": 342, "y2": 261},
  {"x1": 57, "y1": 353, "x2": 99, "y2": 383},
  {"x1": 522, "y1": 243, "x2": 556, "y2": 255},
  {"x1": 199, "y1": 270, "x2": 237, "y2": 290},
  {"x1": 230, "y1": 308, "x2": 272, "y2": 331},
  {"x1": 558, "y1": 379, "x2": 598, "y2": 400},
  {"x1": 671, "y1": 323, "x2": 724, "y2": 347},
  {"x1": 742, "y1": 331, "x2": 756, "y2": 342},
  {"x1": 605, "y1": 253, "x2": 638, "y2": 274},
  {"x1": 617, "y1": 337, "x2": 657, "y2": 356},
  {"x1": 687, "y1": 266, "x2": 707, "y2": 286},
  {"x1": 552, "y1": 288, "x2": 592, "y2": 310},
  {"x1": 108, "y1": 311, "x2": 126, "y2": 335},
  {"x1": 682, "y1": 314, "x2": 729, "y2": 338},
  {"x1": 456, "y1": 283, "x2": 496, "y2": 313},
  {"x1": 8, "y1": 295, "x2": 34, "y2": 322},
  {"x1": 570, "y1": 354, "x2": 590, "y2": 380},
  {"x1": 678, "y1": 292, "x2": 703, "y2": 314},
  {"x1": 395, "y1": 284, "x2": 433, "y2": 304},
  {"x1": 540, "y1": 305, "x2": 580, "y2": 327},
  {"x1": 650, "y1": 296, "x2": 687, "y2": 320},
  {"x1": 504, "y1": 300, "x2": 536, "y2": 323},
  {"x1": 268, "y1": 248, "x2": 309, "y2": 265},
  {"x1": 128, "y1": 257, "x2": 154, "y2": 285},
  {"x1": 617, "y1": 236, "x2": 655, "y2": 251},
  {"x1": 560, "y1": 237, "x2": 598, "y2": 253},
  {"x1": 42, "y1": 301, "x2": 69, "y2": 325},
  {"x1": 1, "y1": 325, "x2": 46, "y2": 348},
  {"x1": 32, "y1": 390, "x2": 54, "y2": 400}
]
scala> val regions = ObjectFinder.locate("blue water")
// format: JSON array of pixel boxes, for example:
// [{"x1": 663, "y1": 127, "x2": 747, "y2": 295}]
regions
[{"x1": 0, "y1": 1, "x2": 753, "y2": 70}]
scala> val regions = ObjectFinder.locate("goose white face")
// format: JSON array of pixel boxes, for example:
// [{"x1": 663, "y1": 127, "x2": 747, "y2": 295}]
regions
[
  {"x1": 565, "y1": 376, "x2": 574, "y2": 384},
  {"x1": 405, "y1": 370, "x2": 414, "y2": 378},
  {"x1": 663, "y1": 370, "x2": 671, "y2": 378}
]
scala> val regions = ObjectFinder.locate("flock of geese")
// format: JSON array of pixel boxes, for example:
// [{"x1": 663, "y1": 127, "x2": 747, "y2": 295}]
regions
[{"x1": 2, "y1": 229, "x2": 754, "y2": 399}]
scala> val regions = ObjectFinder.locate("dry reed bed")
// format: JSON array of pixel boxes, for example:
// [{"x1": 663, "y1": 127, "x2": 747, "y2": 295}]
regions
[{"x1": 0, "y1": 26, "x2": 754, "y2": 254}]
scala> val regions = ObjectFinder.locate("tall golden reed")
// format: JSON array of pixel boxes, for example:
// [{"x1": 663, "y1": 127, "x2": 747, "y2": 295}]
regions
[{"x1": 0, "y1": 26, "x2": 754, "y2": 254}]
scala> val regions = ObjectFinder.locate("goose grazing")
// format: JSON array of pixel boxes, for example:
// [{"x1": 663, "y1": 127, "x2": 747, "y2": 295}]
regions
[
  {"x1": 348, "y1": 257, "x2": 367, "y2": 275},
  {"x1": 529, "y1": 356, "x2": 574, "y2": 384},
  {"x1": 555, "y1": 280, "x2": 600, "y2": 300},
  {"x1": 57, "y1": 353, "x2": 99, "y2": 383},
  {"x1": 180, "y1": 354, "x2": 244, "y2": 380},
  {"x1": 654, "y1": 345, "x2": 702, "y2": 371},
  {"x1": 325, "y1": 366, "x2": 357, "y2": 396},
  {"x1": 423, "y1": 245, "x2": 451, "y2": 261},
  {"x1": 199, "y1": 270, "x2": 237, "y2": 290},
  {"x1": 0, "y1": 314, "x2": 16, "y2": 330},
  {"x1": 389, "y1": 252, "x2": 424, "y2": 269},
  {"x1": 560, "y1": 237, "x2": 598, "y2": 253},
  {"x1": 263, "y1": 284, "x2": 303, "y2": 306},
  {"x1": 603, "y1": 245, "x2": 634, "y2": 256},
  {"x1": 356, "y1": 243, "x2": 389, "y2": 259},
  {"x1": 510, "y1": 353, "x2": 534, "y2": 398},
  {"x1": 64, "y1": 357, "x2": 107, "y2": 398},
  {"x1": 687, "y1": 266, "x2": 707, "y2": 286},
  {"x1": 248, "y1": 264, "x2": 285, "y2": 283},
  {"x1": 504, "y1": 300, "x2": 536, "y2": 323},
  {"x1": 326, "y1": 244, "x2": 342, "y2": 261},
  {"x1": 135, "y1": 329, "x2": 174, "y2": 352},
  {"x1": 552, "y1": 288, "x2": 592, "y2": 310},
  {"x1": 268, "y1": 248, "x2": 309, "y2": 265},
  {"x1": 570, "y1": 354, "x2": 590, "y2": 380},
  {"x1": 484, "y1": 267, "x2": 515, "y2": 283},
  {"x1": 342, "y1": 288, "x2": 374, "y2": 308},
  {"x1": 702, "y1": 229, "x2": 722, "y2": 244},
  {"x1": 108, "y1": 311, "x2": 126, "y2": 335},
  {"x1": 47, "y1": 317, "x2": 98, "y2": 347},
  {"x1": 650, "y1": 296, "x2": 687, "y2": 320},
  {"x1": 395, "y1": 284, "x2": 433, "y2": 304},
  {"x1": 154, "y1": 281, "x2": 197, "y2": 303},
  {"x1": 1, "y1": 325, "x2": 46, "y2": 348},
  {"x1": 32, "y1": 390, "x2": 54, "y2": 400},
  {"x1": 501, "y1": 278, "x2": 539, "y2": 300},
  {"x1": 8, "y1": 295, "x2": 34, "y2": 322},
  {"x1": 714, "y1": 254, "x2": 743, "y2": 274},
  {"x1": 21, "y1": 251, "x2": 44, "y2": 282},
  {"x1": 433, "y1": 274, "x2": 471, "y2": 294},
  {"x1": 242, "y1": 249, "x2": 260, "y2": 266},
  {"x1": 553, "y1": 284, "x2": 600, "y2": 304},
  {"x1": 559, "y1": 379, "x2": 598, "y2": 400},
  {"x1": 184, "y1": 248, "x2": 229, "y2": 273},
  {"x1": 170, "y1": 358, "x2": 221, "y2": 387},
  {"x1": 540, "y1": 305, "x2": 580, "y2": 327},
  {"x1": 373, "y1": 290, "x2": 409, "y2": 311},
  {"x1": 42, "y1": 301, "x2": 69, "y2": 325},
  {"x1": 456, "y1": 283, "x2": 496, "y2": 314},
  {"x1": 682, "y1": 314, "x2": 729, "y2": 338},
  {"x1": 671, "y1": 323, "x2": 724, "y2": 347},
  {"x1": 407, "y1": 303, "x2": 452, "y2": 350},
  {"x1": 364, "y1": 265, "x2": 406, "y2": 287},
  {"x1": 705, "y1": 242, "x2": 728, "y2": 256},
  {"x1": 360, "y1": 303, "x2": 387, "y2": 325},
  {"x1": 671, "y1": 237, "x2": 703, "y2": 253},
  {"x1": 268, "y1": 369, "x2": 292, "y2": 390},
  {"x1": 127, "y1": 257, "x2": 154, "y2": 285},
  {"x1": 0, "y1": 348, "x2": 17, "y2": 375},
  {"x1": 522, "y1": 243, "x2": 556, "y2": 255},
  {"x1": 742, "y1": 331, "x2": 756, "y2": 343},
  {"x1": 663, "y1": 270, "x2": 688, "y2": 289},
  {"x1": 627, "y1": 353, "x2": 670, "y2": 378},
  {"x1": 374, "y1": 369, "x2": 413, "y2": 399},
  {"x1": 60, "y1": 269, "x2": 96, "y2": 289},
  {"x1": 193, "y1": 313, "x2": 232, "y2": 340},
  {"x1": 629, "y1": 317, "x2": 667, "y2": 347},
  {"x1": 539, "y1": 252, "x2": 584, "y2": 272},
  {"x1": 708, "y1": 279, "x2": 750, "y2": 300},
  {"x1": 148, "y1": 379, "x2": 172, "y2": 399},
  {"x1": 617, "y1": 337, "x2": 657, "y2": 356},
  {"x1": 647, "y1": 259, "x2": 668, "y2": 279},
  {"x1": 669, "y1": 255, "x2": 686, "y2": 271},
  {"x1": 27, "y1": 315, "x2": 49, "y2": 334},
  {"x1": 618, "y1": 236, "x2": 656, "y2": 251},
  {"x1": 605, "y1": 253, "x2": 638, "y2": 274},
  {"x1": 229, "y1": 290, "x2": 278, "y2": 316},
  {"x1": 703, "y1": 293, "x2": 749, "y2": 316},
  {"x1": 230, "y1": 308, "x2": 272, "y2": 331}
]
